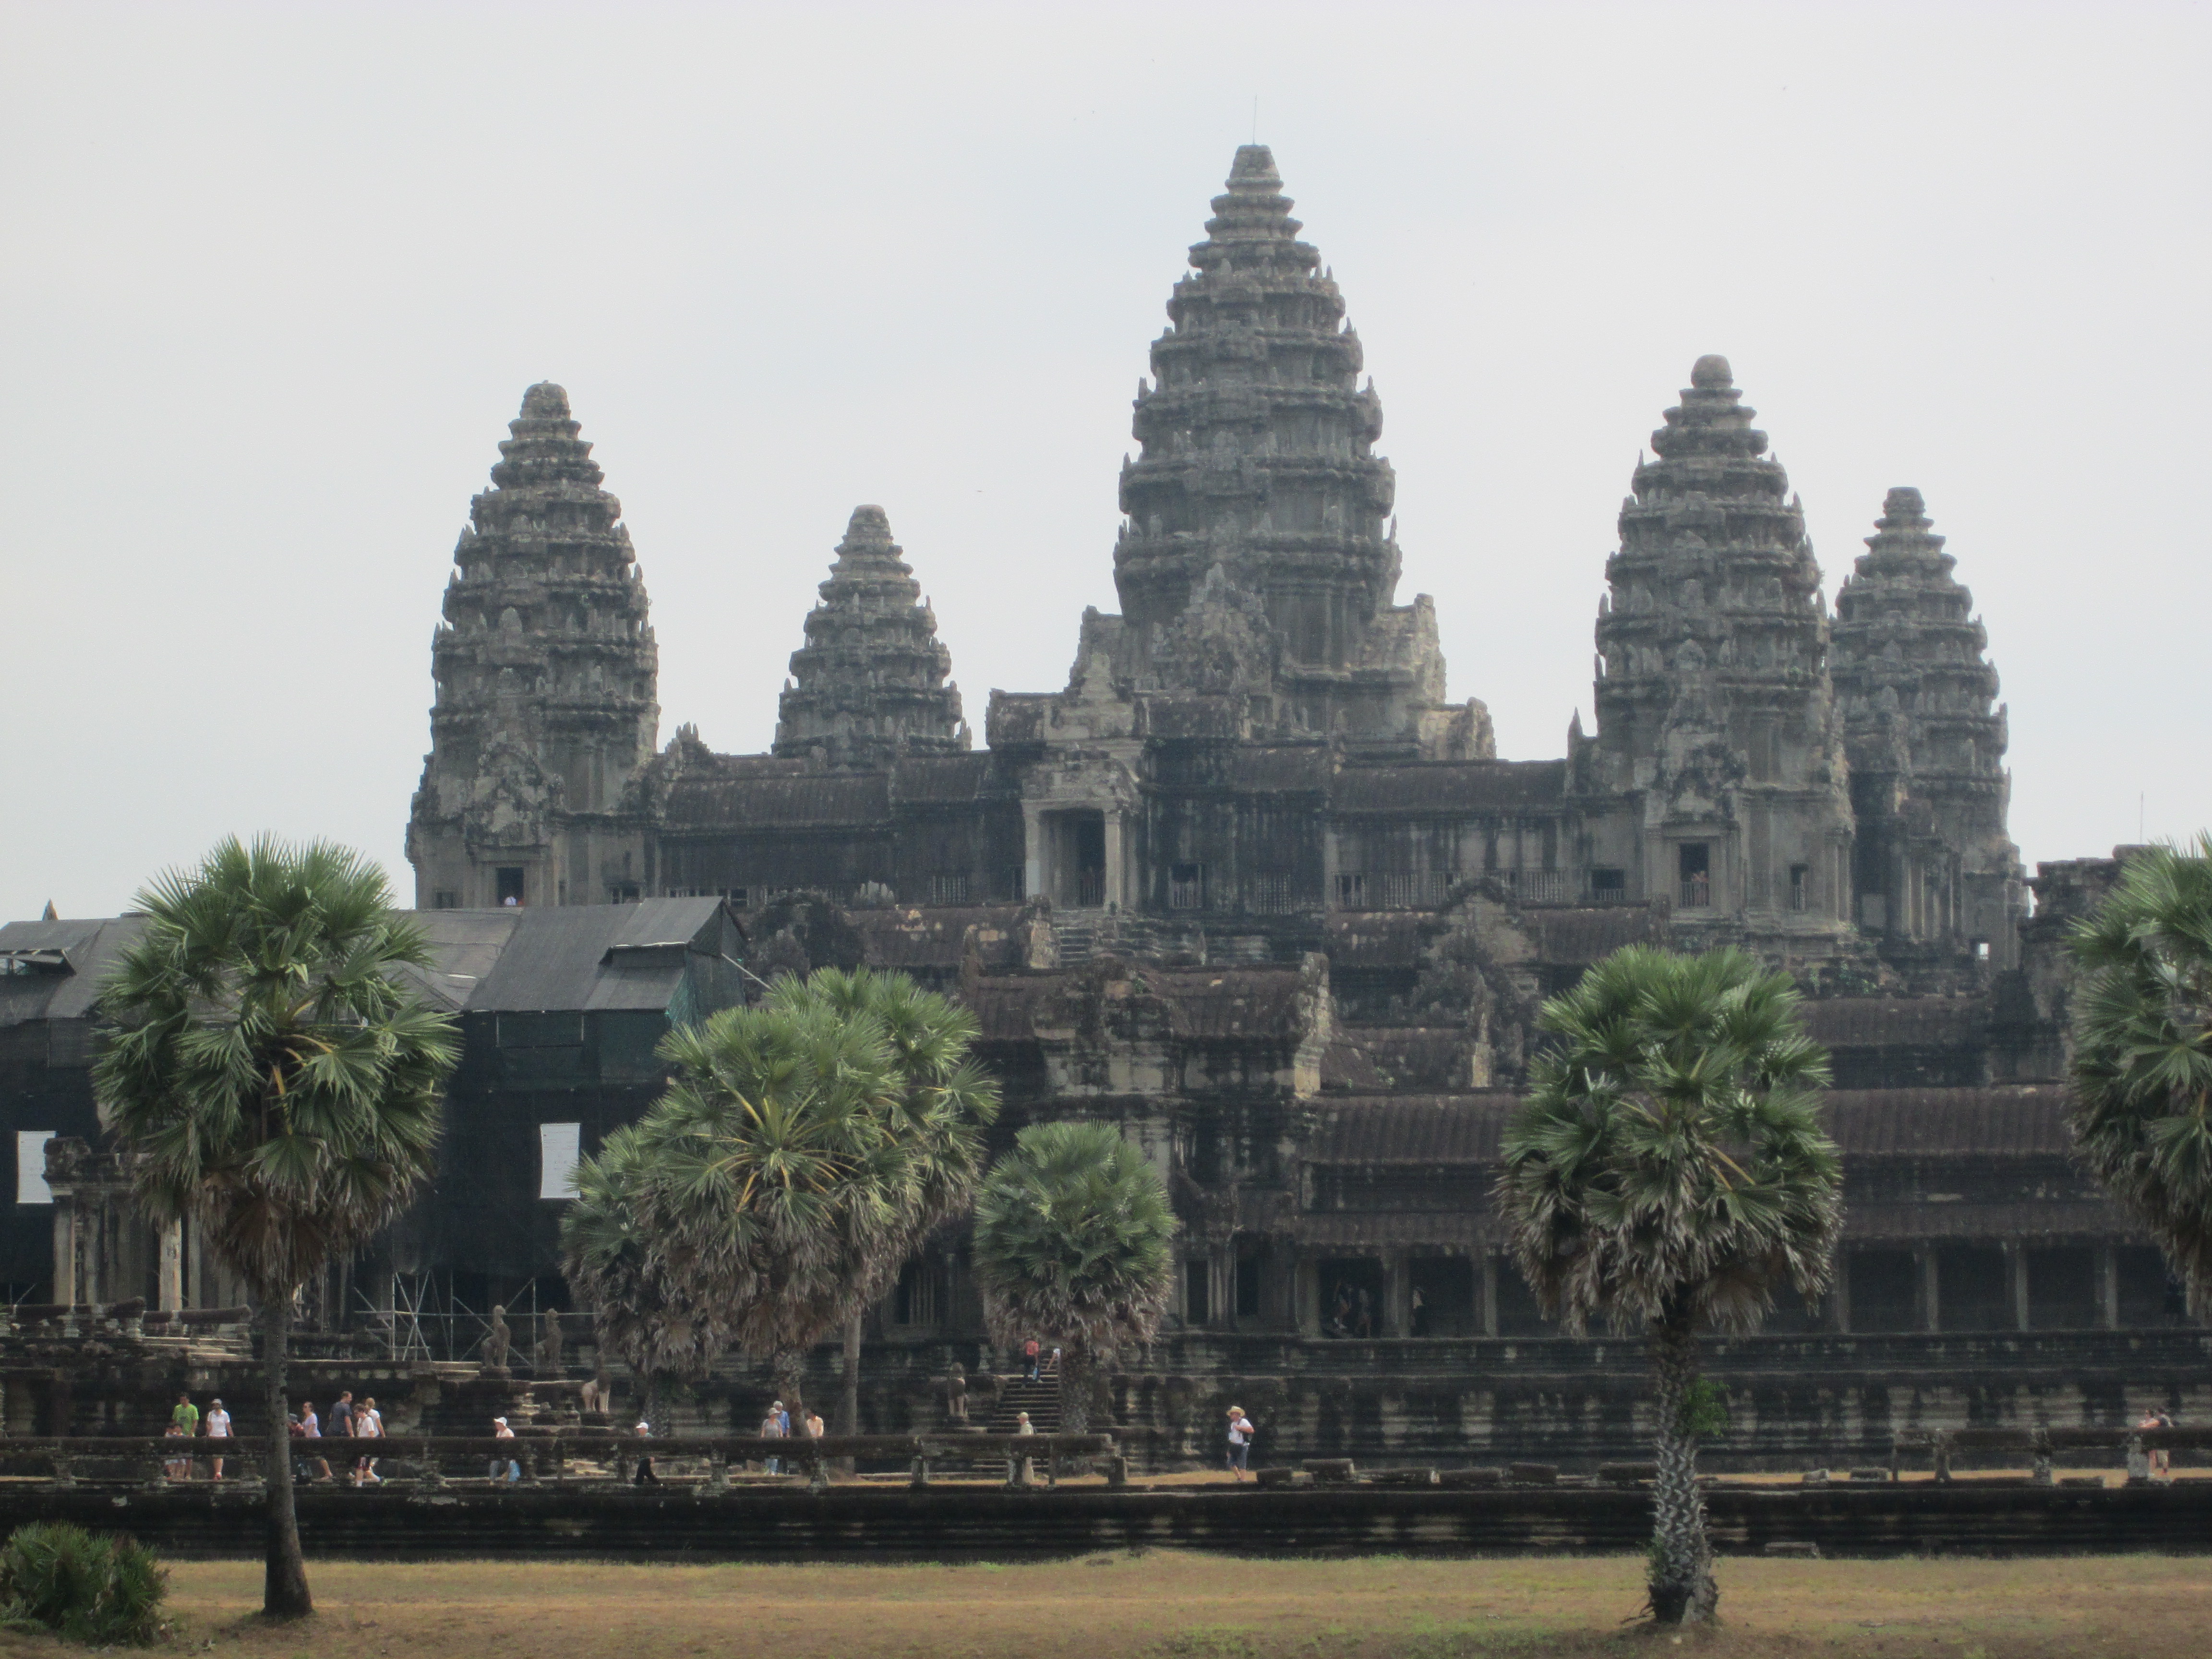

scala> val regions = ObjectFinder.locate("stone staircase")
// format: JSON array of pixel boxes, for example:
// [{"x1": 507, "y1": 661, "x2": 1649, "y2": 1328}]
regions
[
  {"x1": 1052, "y1": 913, "x2": 1101, "y2": 966},
  {"x1": 986, "y1": 1363, "x2": 1063, "y2": 1433}
]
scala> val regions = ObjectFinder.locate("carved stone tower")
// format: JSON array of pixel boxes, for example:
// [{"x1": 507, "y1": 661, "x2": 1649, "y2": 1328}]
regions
[
  {"x1": 1111, "y1": 145, "x2": 1488, "y2": 756},
  {"x1": 1831, "y1": 488, "x2": 2023, "y2": 973},
  {"x1": 772, "y1": 505, "x2": 970, "y2": 768},
  {"x1": 407, "y1": 383, "x2": 658, "y2": 909},
  {"x1": 1581, "y1": 355, "x2": 1855, "y2": 955}
]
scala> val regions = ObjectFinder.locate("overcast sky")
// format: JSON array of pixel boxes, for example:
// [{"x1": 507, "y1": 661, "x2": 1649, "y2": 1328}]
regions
[{"x1": 4, "y1": 1, "x2": 2208, "y2": 923}]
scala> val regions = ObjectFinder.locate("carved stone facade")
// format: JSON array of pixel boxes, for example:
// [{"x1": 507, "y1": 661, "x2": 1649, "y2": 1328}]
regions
[
  {"x1": 1832, "y1": 488, "x2": 2024, "y2": 974},
  {"x1": 406, "y1": 383, "x2": 659, "y2": 910},
  {"x1": 773, "y1": 505, "x2": 970, "y2": 769}
]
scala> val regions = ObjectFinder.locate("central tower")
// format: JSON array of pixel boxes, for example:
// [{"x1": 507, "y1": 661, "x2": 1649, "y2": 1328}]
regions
[{"x1": 1111, "y1": 145, "x2": 1483, "y2": 753}]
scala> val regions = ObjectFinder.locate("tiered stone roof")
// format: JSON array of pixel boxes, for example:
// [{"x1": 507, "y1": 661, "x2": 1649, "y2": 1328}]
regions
[
  {"x1": 413, "y1": 383, "x2": 658, "y2": 848},
  {"x1": 772, "y1": 505, "x2": 968, "y2": 769},
  {"x1": 1832, "y1": 488, "x2": 2008, "y2": 797},
  {"x1": 1117, "y1": 144, "x2": 1398, "y2": 685}
]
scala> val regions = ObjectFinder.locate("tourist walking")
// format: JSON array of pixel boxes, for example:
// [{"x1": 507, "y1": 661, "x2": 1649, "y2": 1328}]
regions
[
  {"x1": 299, "y1": 1401, "x2": 332, "y2": 1482},
  {"x1": 759, "y1": 1400, "x2": 786, "y2": 1475},
  {"x1": 633, "y1": 1418, "x2": 658, "y2": 1484},
  {"x1": 204, "y1": 1397, "x2": 232, "y2": 1480},
  {"x1": 492, "y1": 1416, "x2": 520, "y2": 1483},
  {"x1": 162, "y1": 1420, "x2": 190, "y2": 1481},
  {"x1": 329, "y1": 1390, "x2": 355, "y2": 1440},
  {"x1": 352, "y1": 1395, "x2": 384, "y2": 1485},
  {"x1": 1008, "y1": 1409, "x2": 1035, "y2": 1485},
  {"x1": 803, "y1": 1408, "x2": 824, "y2": 1440},
  {"x1": 1023, "y1": 1337, "x2": 1041, "y2": 1380},
  {"x1": 1225, "y1": 1406, "x2": 1256, "y2": 1479},
  {"x1": 170, "y1": 1392, "x2": 200, "y2": 1437}
]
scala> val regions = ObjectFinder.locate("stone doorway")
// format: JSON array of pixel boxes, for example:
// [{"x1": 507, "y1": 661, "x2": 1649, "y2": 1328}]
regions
[{"x1": 1042, "y1": 810, "x2": 1106, "y2": 908}]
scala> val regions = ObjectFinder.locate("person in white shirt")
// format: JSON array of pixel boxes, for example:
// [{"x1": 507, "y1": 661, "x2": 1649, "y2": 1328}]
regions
[
  {"x1": 204, "y1": 1399, "x2": 232, "y2": 1481},
  {"x1": 352, "y1": 1396, "x2": 384, "y2": 1486},
  {"x1": 1226, "y1": 1406, "x2": 1256, "y2": 1480},
  {"x1": 493, "y1": 1415, "x2": 520, "y2": 1483}
]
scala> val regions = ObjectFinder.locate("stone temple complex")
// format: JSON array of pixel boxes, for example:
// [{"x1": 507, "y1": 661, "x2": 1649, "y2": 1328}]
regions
[{"x1": 2, "y1": 147, "x2": 2200, "y2": 1465}]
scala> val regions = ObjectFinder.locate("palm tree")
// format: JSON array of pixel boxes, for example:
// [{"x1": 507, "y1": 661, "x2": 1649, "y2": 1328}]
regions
[
  {"x1": 2067, "y1": 834, "x2": 2212, "y2": 1318},
  {"x1": 94, "y1": 838, "x2": 457, "y2": 1620},
  {"x1": 1496, "y1": 946, "x2": 1840, "y2": 1626},
  {"x1": 557, "y1": 1123, "x2": 733, "y2": 1420},
  {"x1": 565, "y1": 969, "x2": 997, "y2": 1424},
  {"x1": 970, "y1": 1120, "x2": 1177, "y2": 1434}
]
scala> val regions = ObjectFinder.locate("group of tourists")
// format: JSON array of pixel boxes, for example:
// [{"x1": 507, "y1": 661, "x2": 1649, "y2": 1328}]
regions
[
  {"x1": 285, "y1": 1390, "x2": 386, "y2": 1486},
  {"x1": 755, "y1": 1398, "x2": 828, "y2": 1475},
  {"x1": 161, "y1": 1392, "x2": 232, "y2": 1479}
]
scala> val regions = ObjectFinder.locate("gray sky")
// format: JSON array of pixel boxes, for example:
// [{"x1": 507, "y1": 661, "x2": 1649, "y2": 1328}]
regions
[{"x1": 4, "y1": 1, "x2": 2208, "y2": 923}]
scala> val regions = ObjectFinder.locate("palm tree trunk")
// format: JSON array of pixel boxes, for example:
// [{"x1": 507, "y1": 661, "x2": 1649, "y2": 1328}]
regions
[
  {"x1": 837, "y1": 1315, "x2": 862, "y2": 1474},
  {"x1": 1647, "y1": 1308, "x2": 1717, "y2": 1626},
  {"x1": 1057, "y1": 1346, "x2": 1091, "y2": 1434},
  {"x1": 261, "y1": 1300, "x2": 313, "y2": 1619}
]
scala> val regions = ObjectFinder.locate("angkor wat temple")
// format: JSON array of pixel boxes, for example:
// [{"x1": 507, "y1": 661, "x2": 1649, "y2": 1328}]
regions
[{"x1": 2, "y1": 148, "x2": 2200, "y2": 1463}]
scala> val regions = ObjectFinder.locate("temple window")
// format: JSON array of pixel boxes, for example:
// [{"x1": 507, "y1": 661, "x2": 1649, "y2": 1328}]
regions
[{"x1": 1678, "y1": 843, "x2": 1712, "y2": 908}]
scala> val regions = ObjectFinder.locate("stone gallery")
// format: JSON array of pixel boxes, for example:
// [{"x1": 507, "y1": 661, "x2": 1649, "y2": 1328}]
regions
[{"x1": 0, "y1": 148, "x2": 2197, "y2": 1465}]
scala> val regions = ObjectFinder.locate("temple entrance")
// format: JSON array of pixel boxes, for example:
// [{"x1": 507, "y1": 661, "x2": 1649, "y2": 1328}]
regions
[
  {"x1": 1043, "y1": 810, "x2": 1106, "y2": 908},
  {"x1": 1316, "y1": 1258, "x2": 1384, "y2": 1338}
]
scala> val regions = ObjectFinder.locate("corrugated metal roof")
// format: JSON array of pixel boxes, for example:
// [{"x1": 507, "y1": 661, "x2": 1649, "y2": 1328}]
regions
[
  {"x1": 1306, "y1": 1086, "x2": 2076, "y2": 1166},
  {"x1": 1824, "y1": 1087, "x2": 2073, "y2": 1156},
  {"x1": 1801, "y1": 997, "x2": 1989, "y2": 1049},
  {"x1": 464, "y1": 899, "x2": 728, "y2": 1013},
  {"x1": 1310, "y1": 1095, "x2": 1520, "y2": 1162},
  {"x1": 391, "y1": 910, "x2": 524, "y2": 1010},
  {"x1": 1232, "y1": 746, "x2": 1331, "y2": 793},
  {"x1": 890, "y1": 754, "x2": 995, "y2": 804},
  {"x1": 1846, "y1": 1201, "x2": 2128, "y2": 1241},
  {"x1": 662, "y1": 771, "x2": 890, "y2": 829},
  {"x1": 0, "y1": 916, "x2": 145, "y2": 1025},
  {"x1": 1329, "y1": 760, "x2": 1570, "y2": 816}
]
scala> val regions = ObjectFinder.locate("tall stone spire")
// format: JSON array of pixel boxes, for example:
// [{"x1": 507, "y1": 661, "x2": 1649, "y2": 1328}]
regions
[
  {"x1": 1111, "y1": 145, "x2": 1484, "y2": 753},
  {"x1": 407, "y1": 383, "x2": 659, "y2": 909},
  {"x1": 1586, "y1": 356, "x2": 1854, "y2": 946},
  {"x1": 1831, "y1": 488, "x2": 2022, "y2": 969},
  {"x1": 773, "y1": 505, "x2": 969, "y2": 769}
]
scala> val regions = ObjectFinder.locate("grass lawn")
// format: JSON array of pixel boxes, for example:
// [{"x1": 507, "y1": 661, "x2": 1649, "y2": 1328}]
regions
[{"x1": 22, "y1": 1551, "x2": 2199, "y2": 1659}]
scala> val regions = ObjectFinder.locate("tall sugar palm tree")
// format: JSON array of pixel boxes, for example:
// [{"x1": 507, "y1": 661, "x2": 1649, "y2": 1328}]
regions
[
  {"x1": 557, "y1": 1122, "x2": 733, "y2": 1419},
  {"x1": 970, "y1": 1120, "x2": 1177, "y2": 1433},
  {"x1": 2068, "y1": 834, "x2": 2212, "y2": 1318},
  {"x1": 564, "y1": 969, "x2": 997, "y2": 1423},
  {"x1": 1496, "y1": 946, "x2": 1840, "y2": 1626},
  {"x1": 95, "y1": 838, "x2": 457, "y2": 1621}
]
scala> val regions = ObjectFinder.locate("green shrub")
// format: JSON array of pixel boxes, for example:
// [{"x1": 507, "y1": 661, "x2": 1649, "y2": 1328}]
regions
[{"x1": 0, "y1": 1521, "x2": 168, "y2": 1645}]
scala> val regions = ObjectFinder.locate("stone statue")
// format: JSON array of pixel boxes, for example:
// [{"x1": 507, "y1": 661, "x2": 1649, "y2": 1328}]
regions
[
  {"x1": 580, "y1": 1370, "x2": 612, "y2": 1414},
  {"x1": 482, "y1": 1304, "x2": 512, "y2": 1372},
  {"x1": 533, "y1": 1309, "x2": 565, "y2": 1375}
]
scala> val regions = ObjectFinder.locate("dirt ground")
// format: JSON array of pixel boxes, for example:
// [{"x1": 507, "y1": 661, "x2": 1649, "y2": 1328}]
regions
[{"x1": 5, "y1": 1551, "x2": 2200, "y2": 1659}]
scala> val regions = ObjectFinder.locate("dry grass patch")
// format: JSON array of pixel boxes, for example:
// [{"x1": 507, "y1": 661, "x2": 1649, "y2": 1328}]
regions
[{"x1": 28, "y1": 1551, "x2": 2203, "y2": 1659}]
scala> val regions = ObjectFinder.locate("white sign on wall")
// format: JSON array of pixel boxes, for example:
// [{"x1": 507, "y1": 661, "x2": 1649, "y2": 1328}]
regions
[
  {"x1": 538, "y1": 1123, "x2": 582, "y2": 1201},
  {"x1": 16, "y1": 1131, "x2": 55, "y2": 1205}
]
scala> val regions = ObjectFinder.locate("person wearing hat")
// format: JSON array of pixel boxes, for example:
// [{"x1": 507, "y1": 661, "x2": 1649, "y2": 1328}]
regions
[
  {"x1": 204, "y1": 1398, "x2": 232, "y2": 1480},
  {"x1": 634, "y1": 1416, "x2": 659, "y2": 1484},
  {"x1": 492, "y1": 1415, "x2": 520, "y2": 1483},
  {"x1": 1225, "y1": 1406, "x2": 1256, "y2": 1480},
  {"x1": 759, "y1": 1399, "x2": 786, "y2": 1476}
]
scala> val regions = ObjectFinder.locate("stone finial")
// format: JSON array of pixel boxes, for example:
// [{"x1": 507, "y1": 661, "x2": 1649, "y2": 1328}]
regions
[
  {"x1": 1227, "y1": 144, "x2": 1283, "y2": 187},
  {"x1": 1877, "y1": 486, "x2": 1931, "y2": 529},
  {"x1": 1690, "y1": 354, "x2": 1734, "y2": 390},
  {"x1": 520, "y1": 382, "x2": 572, "y2": 420}
]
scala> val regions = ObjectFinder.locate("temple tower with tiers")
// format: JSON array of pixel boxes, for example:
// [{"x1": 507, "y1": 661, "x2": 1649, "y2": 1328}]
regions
[
  {"x1": 406, "y1": 383, "x2": 659, "y2": 910},
  {"x1": 1578, "y1": 355, "x2": 1856, "y2": 957},
  {"x1": 772, "y1": 505, "x2": 971, "y2": 768},
  {"x1": 1107, "y1": 145, "x2": 1489, "y2": 757},
  {"x1": 1830, "y1": 487, "x2": 2024, "y2": 974}
]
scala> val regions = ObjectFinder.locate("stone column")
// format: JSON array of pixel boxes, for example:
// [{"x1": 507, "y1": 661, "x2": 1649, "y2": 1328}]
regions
[
  {"x1": 1103, "y1": 812, "x2": 1127, "y2": 911},
  {"x1": 1022, "y1": 804, "x2": 1045, "y2": 904},
  {"x1": 159, "y1": 1219, "x2": 184, "y2": 1313},
  {"x1": 2098, "y1": 1243, "x2": 2120, "y2": 1331},
  {"x1": 49, "y1": 1201, "x2": 77, "y2": 1307},
  {"x1": 1385, "y1": 1252, "x2": 1411, "y2": 1339},
  {"x1": 1918, "y1": 1247, "x2": 1940, "y2": 1334},
  {"x1": 1479, "y1": 1255, "x2": 1500, "y2": 1339},
  {"x1": 1832, "y1": 1252, "x2": 1852, "y2": 1334},
  {"x1": 2007, "y1": 1243, "x2": 2032, "y2": 1331}
]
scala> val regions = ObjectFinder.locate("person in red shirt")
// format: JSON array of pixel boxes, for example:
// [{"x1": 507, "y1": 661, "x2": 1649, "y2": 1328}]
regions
[{"x1": 1023, "y1": 1337, "x2": 1041, "y2": 1381}]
